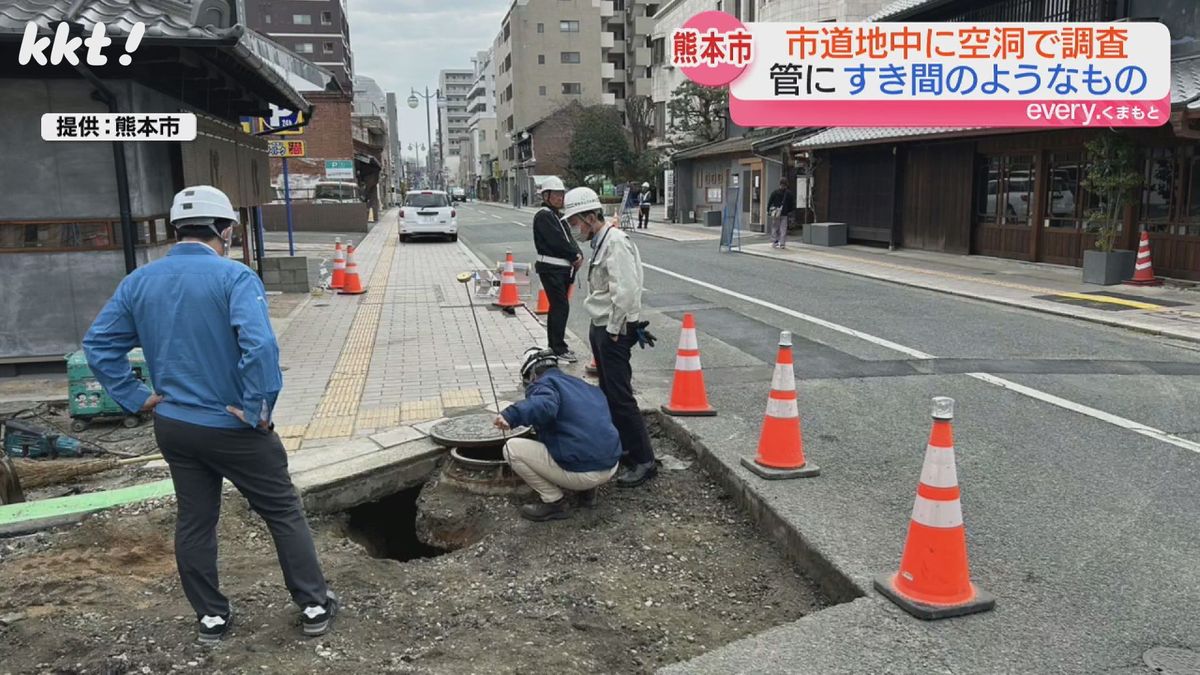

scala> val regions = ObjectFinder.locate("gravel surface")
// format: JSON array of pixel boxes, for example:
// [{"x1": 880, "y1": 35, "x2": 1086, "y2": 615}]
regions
[{"x1": 0, "y1": 427, "x2": 828, "y2": 674}]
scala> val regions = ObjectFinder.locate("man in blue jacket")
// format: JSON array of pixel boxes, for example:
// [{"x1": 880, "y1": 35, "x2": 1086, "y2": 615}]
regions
[
  {"x1": 83, "y1": 186, "x2": 335, "y2": 644},
  {"x1": 494, "y1": 347, "x2": 622, "y2": 521}
]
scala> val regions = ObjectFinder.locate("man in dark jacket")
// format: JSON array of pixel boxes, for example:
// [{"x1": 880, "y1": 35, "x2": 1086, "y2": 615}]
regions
[
  {"x1": 532, "y1": 176, "x2": 583, "y2": 362},
  {"x1": 767, "y1": 178, "x2": 796, "y2": 249},
  {"x1": 494, "y1": 348, "x2": 622, "y2": 521}
]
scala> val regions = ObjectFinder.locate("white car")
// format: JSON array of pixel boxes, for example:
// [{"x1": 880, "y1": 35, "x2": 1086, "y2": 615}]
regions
[{"x1": 399, "y1": 190, "x2": 457, "y2": 242}]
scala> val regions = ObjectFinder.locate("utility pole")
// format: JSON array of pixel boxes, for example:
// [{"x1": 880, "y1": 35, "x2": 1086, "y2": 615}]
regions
[{"x1": 409, "y1": 87, "x2": 440, "y2": 187}]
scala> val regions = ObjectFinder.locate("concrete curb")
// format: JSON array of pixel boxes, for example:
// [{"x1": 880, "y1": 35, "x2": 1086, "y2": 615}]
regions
[
  {"x1": 650, "y1": 409, "x2": 865, "y2": 605},
  {"x1": 738, "y1": 246, "x2": 1200, "y2": 345}
]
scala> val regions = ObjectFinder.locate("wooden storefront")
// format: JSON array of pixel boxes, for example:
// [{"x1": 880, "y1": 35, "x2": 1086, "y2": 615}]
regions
[{"x1": 808, "y1": 127, "x2": 1200, "y2": 281}]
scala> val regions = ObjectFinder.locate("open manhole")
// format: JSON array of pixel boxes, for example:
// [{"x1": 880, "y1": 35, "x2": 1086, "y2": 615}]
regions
[
  {"x1": 343, "y1": 484, "x2": 446, "y2": 562},
  {"x1": 1144, "y1": 647, "x2": 1200, "y2": 674}
]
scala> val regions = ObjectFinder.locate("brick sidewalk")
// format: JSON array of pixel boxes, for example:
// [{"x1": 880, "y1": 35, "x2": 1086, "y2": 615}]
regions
[{"x1": 272, "y1": 211, "x2": 545, "y2": 450}]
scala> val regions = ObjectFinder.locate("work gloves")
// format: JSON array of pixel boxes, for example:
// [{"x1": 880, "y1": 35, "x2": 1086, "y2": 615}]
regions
[{"x1": 630, "y1": 321, "x2": 657, "y2": 349}]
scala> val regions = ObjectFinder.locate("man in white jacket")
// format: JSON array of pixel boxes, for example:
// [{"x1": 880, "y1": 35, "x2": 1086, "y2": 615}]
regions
[{"x1": 561, "y1": 186, "x2": 658, "y2": 487}]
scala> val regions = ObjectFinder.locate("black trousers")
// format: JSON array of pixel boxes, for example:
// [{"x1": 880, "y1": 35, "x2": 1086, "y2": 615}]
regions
[
  {"x1": 638, "y1": 206, "x2": 650, "y2": 228},
  {"x1": 154, "y1": 415, "x2": 328, "y2": 617},
  {"x1": 540, "y1": 270, "x2": 572, "y2": 355},
  {"x1": 589, "y1": 324, "x2": 655, "y2": 466}
]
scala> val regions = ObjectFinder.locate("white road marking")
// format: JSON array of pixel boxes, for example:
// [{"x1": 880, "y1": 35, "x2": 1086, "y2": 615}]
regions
[
  {"x1": 511, "y1": 220, "x2": 527, "y2": 228},
  {"x1": 642, "y1": 262, "x2": 1200, "y2": 455}
]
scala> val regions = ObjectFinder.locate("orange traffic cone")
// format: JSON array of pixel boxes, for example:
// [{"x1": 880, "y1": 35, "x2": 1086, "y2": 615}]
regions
[
  {"x1": 534, "y1": 288, "x2": 550, "y2": 315},
  {"x1": 585, "y1": 356, "x2": 598, "y2": 377},
  {"x1": 1125, "y1": 230, "x2": 1163, "y2": 286},
  {"x1": 338, "y1": 244, "x2": 366, "y2": 295},
  {"x1": 493, "y1": 250, "x2": 522, "y2": 308},
  {"x1": 662, "y1": 313, "x2": 715, "y2": 416},
  {"x1": 874, "y1": 397, "x2": 994, "y2": 620},
  {"x1": 741, "y1": 331, "x2": 818, "y2": 479},
  {"x1": 330, "y1": 237, "x2": 346, "y2": 289}
]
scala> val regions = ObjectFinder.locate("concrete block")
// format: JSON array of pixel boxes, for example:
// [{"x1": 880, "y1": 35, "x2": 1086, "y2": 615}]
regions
[
  {"x1": 809, "y1": 222, "x2": 847, "y2": 247},
  {"x1": 296, "y1": 438, "x2": 447, "y2": 513},
  {"x1": 370, "y1": 425, "x2": 426, "y2": 448},
  {"x1": 288, "y1": 436, "x2": 383, "y2": 474},
  {"x1": 263, "y1": 270, "x2": 282, "y2": 285}
]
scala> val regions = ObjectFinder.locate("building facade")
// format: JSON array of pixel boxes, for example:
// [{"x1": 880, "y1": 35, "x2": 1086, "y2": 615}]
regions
[
  {"x1": 439, "y1": 69, "x2": 475, "y2": 188},
  {"x1": 796, "y1": 0, "x2": 1200, "y2": 281},
  {"x1": 466, "y1": 49, "x2": 500, "y2": 199},
  {"x1": 243, "y1": 0, "x2": 354, "y2": 91},
  {"x1": 496, "y1": 0, "x2": 609, "y2": 203}
]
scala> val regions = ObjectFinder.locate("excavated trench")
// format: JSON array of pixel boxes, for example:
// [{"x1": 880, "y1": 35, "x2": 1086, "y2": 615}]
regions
[{"x1": 342, "y1": 484, "x2": 446, "y2": 561}]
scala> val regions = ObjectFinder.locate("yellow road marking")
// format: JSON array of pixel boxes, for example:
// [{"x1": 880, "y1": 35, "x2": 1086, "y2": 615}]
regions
[{"x1": 1055, "y1": 292, "x2": 1164, "y2": 311}]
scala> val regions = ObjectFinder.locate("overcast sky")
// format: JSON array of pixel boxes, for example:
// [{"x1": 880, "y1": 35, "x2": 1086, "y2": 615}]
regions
[{"x1": 348, "y1": 0, "x2": 506, "y2": 159}]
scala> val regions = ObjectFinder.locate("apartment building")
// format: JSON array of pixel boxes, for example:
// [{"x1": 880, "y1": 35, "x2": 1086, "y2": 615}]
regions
[
  {"x1": 495, "y1": 0, "x2": 608, "y2": 204},
  {"x1": 243, "y1": 0, "x2": 353, "y2": 90},
  {"x1": 465, "y1": 49, "x2": 499, "y2": 199},
  {"x1": 439, "y1": 69, "x2": 475, "y2": 187},
  {"x1": 601, "y1": 1, "x2": 661, "y2": 124}
]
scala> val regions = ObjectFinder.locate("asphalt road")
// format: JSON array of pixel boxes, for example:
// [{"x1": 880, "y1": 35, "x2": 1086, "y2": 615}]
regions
[{"x1": 447, "y1": 201, "x2": 1200, "y2": 673}]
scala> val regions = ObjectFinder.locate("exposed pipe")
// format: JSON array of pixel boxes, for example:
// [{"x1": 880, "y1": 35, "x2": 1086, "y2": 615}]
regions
[{"x1": 76, "y1": 64, "x2": 137, "y2": 275}]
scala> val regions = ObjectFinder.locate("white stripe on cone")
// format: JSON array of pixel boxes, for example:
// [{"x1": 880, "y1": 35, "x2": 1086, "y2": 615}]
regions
[
  {"x1": 675, "y1": 354, "x2": 702, "y2": 371},
  {"x1": 911, "y1": 495, "x2": 964, "y2": 528},
  {"x1": 1136, "y1": 262, "x2": 1152, "y2": 271},
  {"x1": 770, "y1": 363, "x2": 795, "y2": 392},
  {"x1": 680, "y1": 329, "x2": 699, "y2": 350},
  {"x1": 918, "y1": 444, "x2": 959, "y2": 489},
  {"x1": 765, "y1": 396, "x2": 799, "y2": 419}
]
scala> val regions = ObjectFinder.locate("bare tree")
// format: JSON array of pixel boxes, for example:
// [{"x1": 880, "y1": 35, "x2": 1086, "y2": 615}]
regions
[{"x1": 625, "y1": 95, "x2": 656, "y2": 156}]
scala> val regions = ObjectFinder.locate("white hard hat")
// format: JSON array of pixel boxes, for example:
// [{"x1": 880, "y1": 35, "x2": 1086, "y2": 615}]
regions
[
  {"x1": 561, "y1": 186, "x2": 602, "y2": 220},
  {"x1": 520, "y1": 346, "x2": 558, "y2": 384},
  {"x1": 538, "y1": 176, "x2": 566, "y2": 193},
  {"x1": 642, "y1": 182, "x2": 650, "y2": 189},
  {"x1": 170, "y1": 185, "x2": 238, "y2": 235}
]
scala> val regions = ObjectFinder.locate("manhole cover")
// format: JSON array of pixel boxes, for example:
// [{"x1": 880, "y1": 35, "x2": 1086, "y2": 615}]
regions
[
  {"x1": 428, "y1": 413, "x2": 530, "y2": 448},
  {"x1": 1145, "y1": 647, "x2": 1200, "y2": 674}
]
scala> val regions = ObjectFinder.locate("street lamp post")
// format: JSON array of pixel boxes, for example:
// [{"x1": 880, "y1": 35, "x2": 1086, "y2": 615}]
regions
[{"x1": 408, "y1": 87, "x2": 441, "y2": 188}]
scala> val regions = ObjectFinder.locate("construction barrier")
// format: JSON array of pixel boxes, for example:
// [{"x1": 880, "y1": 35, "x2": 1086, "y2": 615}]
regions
[
  {"x1": 873, "y1": 397, "x2": 995, "y2": 620},
  {"x1": 741, "y1": 331, "x2": 819, "y2": 479},
  {"x1": 662, "y1": 313, "x2": 716, "y2": 416}
]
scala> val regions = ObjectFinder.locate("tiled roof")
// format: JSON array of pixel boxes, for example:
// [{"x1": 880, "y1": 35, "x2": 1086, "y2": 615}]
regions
[
  {"x1": 0, "y1": 0, "x2": 315, "y2": 114},
  {"x1": 671, "y1": 135, "x2": 757, "y2": 160},
  {"x1": 869, "y1": 0, "x2": 947, "y2": 21},
  {"x1": 1172, "y1": 56, "x2": 1200, "y2": 109},
  {"x1": 792, "y1": 126, "x2": 982, "y2": 149},
  {"x1": 0, "y1": 0, "x2": 228, "y2": 40}
]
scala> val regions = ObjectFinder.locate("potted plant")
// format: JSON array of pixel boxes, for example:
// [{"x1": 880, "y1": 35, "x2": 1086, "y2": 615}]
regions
[{"x1": 1080, "y1": 132, "x2": 1141, "y2": 285}]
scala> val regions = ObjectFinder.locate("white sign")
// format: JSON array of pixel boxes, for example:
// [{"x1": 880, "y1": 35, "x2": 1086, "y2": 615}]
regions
[
  {"x1": 663, "y1": 169, "x2": 674, "y2": 209},
  {"x1": 795, "y1": 176, "x2": 811, "y2": 210},
  {"x1": 325, "y1": 160, "x2": 354, "y2": 180}
]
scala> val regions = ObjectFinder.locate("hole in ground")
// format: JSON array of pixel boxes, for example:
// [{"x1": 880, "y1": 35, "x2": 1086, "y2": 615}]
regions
[
  {"x1": 455, "y1": 444, "x2": 505, "y2": 462},
  {"x1": 344, "y1": 484, "x2": 446, "y2": 561}
]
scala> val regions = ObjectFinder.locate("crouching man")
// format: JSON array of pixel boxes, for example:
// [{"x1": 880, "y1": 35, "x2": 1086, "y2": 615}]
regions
[{"x1": 494, "y1": 347, "x2": 622, "y2": 521}]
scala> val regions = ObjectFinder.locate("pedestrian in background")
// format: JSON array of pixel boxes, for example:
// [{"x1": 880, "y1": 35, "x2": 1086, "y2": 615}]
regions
[
  {"x1": 532, "y1": 176, "x2": 583, "y2": 363},
  {"x1": 560, "y1": 186, "x2": 659, "y2": 488},
  {"x1": 83, "y1": 186, "x2": 336, "y2": 645},
  {"x1": 767, "y1": 178, "x2": 796, "y2": 249},
  {"x1": 638, "y1": 181, "x2": 653, "y2": 229},
  {"x1": 494, "y1": 348, "x2": 622, "y2": 521}
]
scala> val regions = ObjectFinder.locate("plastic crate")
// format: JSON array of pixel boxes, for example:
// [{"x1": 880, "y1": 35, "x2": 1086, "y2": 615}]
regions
[{"x1": 65, "y1": 349, "x2": 153, "y2": 425}]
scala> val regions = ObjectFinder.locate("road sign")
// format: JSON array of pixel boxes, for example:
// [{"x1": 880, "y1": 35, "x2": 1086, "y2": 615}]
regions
[
  {"x1": 263, "y1": 104, "x2": 305, "y2": 135},
  {"x1": 267, "y1": 140, "x2": 305, "y2": 158},
  {"x1": 325, "y1": 159, "x2": 354, "y2": 180}
]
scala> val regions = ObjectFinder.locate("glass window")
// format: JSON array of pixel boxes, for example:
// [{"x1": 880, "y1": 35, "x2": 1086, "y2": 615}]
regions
[
  {"x1": 1002, "y1": 155, "x2": 1035, "y2": 226},
  {"x1": 293, "y1": 14, "x2": 312, "y2": 25},
  {"x1": 537, "y1": 23, "x2": 544, "y2": 33},
  {"x1": 561, "y1": 51, "x2": 581, "y2": 64},
  {"x1": 320, "y1": 11, "x2": 333, "y2": 24},
  {"x1": 295, "y1": 43, "x2": 314, "y2": 54},
  {"x1": 323, "y1": 41, "x2": 335, "y2": 53},
  {"x1": 974, "y1": 156, "x2": 1001, "y2": 226},
  {"x1": 538, "y1": 54, "x2": 545, "y2": 65},
  {"x1": 0, "y1": 222, "x2": 115, "y2": 250},
  {"x1": 560, "y1": 20, "x2": 580, "y2": 32},
  {"x1": 1045, "y1": 152, "x2": 1086, "y2": 229},
  {"x1": 405, "y1": 192, "x2": 450, "y2": 208},
  {"x1": 1142, "y1": 148, "x2": 1175, "y2": 225},
  {"x1": 264, "y1": 13, "x2": 271, "y2": 24},
  {"x1": 539, "y1": 86, "x2": 546, "y2": 96},
  {"x1": 562, "y1": 83, "x2": 582, "y2": 95}
]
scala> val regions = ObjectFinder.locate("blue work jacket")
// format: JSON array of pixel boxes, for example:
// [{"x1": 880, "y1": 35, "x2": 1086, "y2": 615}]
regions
[
  {"x1": 83, "y1": 243, "x2": 281, "y2": 430},
  {"x1": 500, "y1": 368, "x2": 622, "y2": 472}
]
